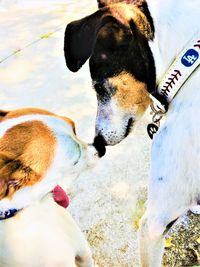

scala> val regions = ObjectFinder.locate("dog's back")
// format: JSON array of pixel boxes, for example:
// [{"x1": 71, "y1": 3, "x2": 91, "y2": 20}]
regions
[{"x1": 0, "y1": 194, "x2": 92, "y2": 267}]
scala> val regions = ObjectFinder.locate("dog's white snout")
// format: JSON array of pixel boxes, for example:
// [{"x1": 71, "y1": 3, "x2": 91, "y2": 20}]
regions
[{"x1": 95, "y1": 116, "x2": 134, "y2": 146}]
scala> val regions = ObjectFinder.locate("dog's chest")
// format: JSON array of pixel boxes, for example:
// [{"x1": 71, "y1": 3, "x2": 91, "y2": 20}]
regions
[{"x1": 151, "y1": 68, "x2": 200, "y2": 195}]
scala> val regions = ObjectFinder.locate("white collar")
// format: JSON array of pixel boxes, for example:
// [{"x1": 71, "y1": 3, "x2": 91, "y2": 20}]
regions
[
  {"x1": 157, "y1": 32, "x2": 200, "y2": 103},
  {"x1": 148, "y1": 32, "x2": 200, "y2": 139}
]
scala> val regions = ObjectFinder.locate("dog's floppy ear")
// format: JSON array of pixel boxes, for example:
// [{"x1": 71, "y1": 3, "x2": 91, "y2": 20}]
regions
[
  {"x1": 0, "y1": 152, "x2": 16, "y2": 198},
  {"x1": 0, "y1": 153, "x2": 40, "y2": 199},
  {"x1": 64, "y1": 3, "x2": 153, "y2": 72},
  {"x1": 64, "y1": 9, "x2": 116, "y2": 72}
]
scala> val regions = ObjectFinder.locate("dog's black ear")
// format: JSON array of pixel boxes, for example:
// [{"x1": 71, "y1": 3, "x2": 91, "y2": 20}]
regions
[
  {"x1": 64, "y1": 4, "x2": 153, "y2": 72},
  {"x1": 64, "y1": 9, "x2": 116, "y2": 72}
]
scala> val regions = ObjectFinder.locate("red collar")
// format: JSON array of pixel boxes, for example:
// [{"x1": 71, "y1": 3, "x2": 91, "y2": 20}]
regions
[{"x1": 52, "y1": 185, "x2": 70, "y2": 208}]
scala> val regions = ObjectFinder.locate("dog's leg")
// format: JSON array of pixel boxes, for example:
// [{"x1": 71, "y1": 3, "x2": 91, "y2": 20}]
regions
[
  {"x1": 139, "y1": 213, "x2": 165, "y2": 267},
  {"x1": 139, "y1": 179, "x2": 193, "y2": 267},
  {"x1": 138, "y1": 120, "x2": 199, "y2": 266}
]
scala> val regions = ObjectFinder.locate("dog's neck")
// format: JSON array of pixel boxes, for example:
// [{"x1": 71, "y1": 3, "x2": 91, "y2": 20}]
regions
[{"x1": 147, "y1": 0, "x2": 199, "y2": 85}]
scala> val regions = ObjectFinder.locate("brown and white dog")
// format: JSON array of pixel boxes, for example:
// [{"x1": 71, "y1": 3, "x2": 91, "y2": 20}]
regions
[
  {"x1": 0, "y1": 107, "x2": 102, "y2": 267},
  {"x1": 64, "y1": 0, "x2": 200, "y2": 266}
]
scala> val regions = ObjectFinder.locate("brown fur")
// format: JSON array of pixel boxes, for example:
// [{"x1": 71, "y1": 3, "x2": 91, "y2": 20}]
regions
[
  {"x1": 109, "y1": 72, "x2": 152, "y2": 115},
  {"x1": 0, "y1": 120, "x2": 56, "y2": 199}
]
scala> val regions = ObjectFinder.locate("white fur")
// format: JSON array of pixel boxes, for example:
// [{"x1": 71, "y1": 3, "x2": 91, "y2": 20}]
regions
[
  {"x1": 139, "y1": 1, "x2": 200, "y2": 266},
  {"x1": 0, "y1": 194, "x2": 95, "y2": 267},
  {"x1": 95, "y1": 99, "x2": 134, "y2": 145}
]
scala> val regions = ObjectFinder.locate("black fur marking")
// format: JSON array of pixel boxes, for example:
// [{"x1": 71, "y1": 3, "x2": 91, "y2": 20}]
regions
[
  {"x1": 125, "y1": 118, "x2": 134, "y2": 137},
  {"x1": 94, "y1": 80, "x2": 116, "y2": 104}
]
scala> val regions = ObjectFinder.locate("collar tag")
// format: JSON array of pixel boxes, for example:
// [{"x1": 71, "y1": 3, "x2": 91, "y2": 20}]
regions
[
  {"x1": 157, "y1": 33, "x2": 200, "y2": 103},
  {"x1": 147, "y1": 98, "x2": 166, "y2": 139},
  {"x1": 147, "y1": 123, "x2": 159, "y2": 139}
]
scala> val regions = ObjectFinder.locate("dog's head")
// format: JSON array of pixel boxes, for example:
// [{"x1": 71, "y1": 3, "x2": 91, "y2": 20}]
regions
[
  {"x1": 64, "y1": 1, "x2": 155, "y2": 146},
  {"x1": 0, "y1": 108, "x2": 104, "y2": 201}
]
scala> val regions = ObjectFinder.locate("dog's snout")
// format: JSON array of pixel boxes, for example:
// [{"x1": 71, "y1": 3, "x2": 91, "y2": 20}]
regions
[{"x1": 93, "y1": 134, "x2": 107, "y2": 157}]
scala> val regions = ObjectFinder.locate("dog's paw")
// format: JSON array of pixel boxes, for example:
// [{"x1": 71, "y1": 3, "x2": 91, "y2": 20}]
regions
[{"x1": 190, "y1": 205, "x2": 200, "y2": 215}]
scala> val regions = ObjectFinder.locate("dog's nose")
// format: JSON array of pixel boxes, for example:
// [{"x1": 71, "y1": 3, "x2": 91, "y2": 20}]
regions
[{"x1": 93, "y1": 134, "x2": 107, "y2": 157}]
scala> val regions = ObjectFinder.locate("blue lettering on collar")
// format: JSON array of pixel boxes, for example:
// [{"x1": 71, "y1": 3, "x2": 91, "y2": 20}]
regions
[{"x1": 181, "y1": 49, "x2": 199, "y2": 67}]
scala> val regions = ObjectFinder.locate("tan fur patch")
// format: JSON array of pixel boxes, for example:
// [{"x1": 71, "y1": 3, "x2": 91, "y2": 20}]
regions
[
  {"x1": 0, "y1": 120, "x2": 56, "y2": 199},
  {"x1": 109, "y1": 72, "x2": 152, "y2": 115},
  {"x1": 109, "y1": 3, "x2": 153, "y2": 39}
]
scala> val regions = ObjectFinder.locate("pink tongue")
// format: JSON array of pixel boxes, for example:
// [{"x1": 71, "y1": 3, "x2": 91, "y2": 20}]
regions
[{"x1": 52, "y1": 185, "x2": 69, "y2": 208}]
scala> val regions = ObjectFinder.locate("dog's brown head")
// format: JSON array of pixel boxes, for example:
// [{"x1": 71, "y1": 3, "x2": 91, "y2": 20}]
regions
[{"x1": 64, "y1": 1, "x2": 155, "y2": 145}]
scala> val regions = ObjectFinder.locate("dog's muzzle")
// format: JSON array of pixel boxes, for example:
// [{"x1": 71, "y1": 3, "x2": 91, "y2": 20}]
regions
[{"x1": 93, "y1": 134, "x2": 106, "y2": 157}]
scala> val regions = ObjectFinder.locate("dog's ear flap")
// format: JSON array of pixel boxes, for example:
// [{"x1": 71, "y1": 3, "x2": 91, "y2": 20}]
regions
[
  {"x1": 64, "y1": 4, "x2": 153, "y2": 72},
  {"x1": 0, "y1": 153, "x2": 40, "y2": 199},
  {"x1": 64, "y1": 9, "x2": 116, "y2": 72},
  {"x1": 0, "y1": 152, "x2": 15, "y2": 199}
]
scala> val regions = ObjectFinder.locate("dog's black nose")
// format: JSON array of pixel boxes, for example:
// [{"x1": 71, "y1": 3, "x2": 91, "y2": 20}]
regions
[{"x1": 93, "y1": 134, "x2": 107, "y2": 157}]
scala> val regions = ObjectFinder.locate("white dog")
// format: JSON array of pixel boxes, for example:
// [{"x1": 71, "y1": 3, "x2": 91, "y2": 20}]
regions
[
  {"x1": 0, "y1": 108, "x2": 103, "y2": 267},
  {"x1": 64, "y1": 0, "x2": 200, "y2": 266}
]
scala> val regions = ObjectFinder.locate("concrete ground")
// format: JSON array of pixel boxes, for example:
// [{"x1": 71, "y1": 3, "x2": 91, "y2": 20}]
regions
[{"x1": 0, "y1": 1, "x2": 152, "y2": 266}]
